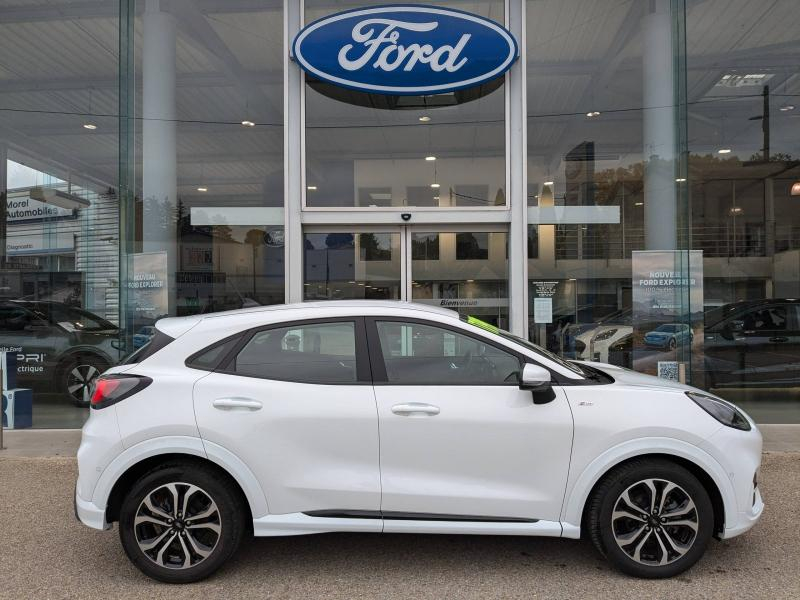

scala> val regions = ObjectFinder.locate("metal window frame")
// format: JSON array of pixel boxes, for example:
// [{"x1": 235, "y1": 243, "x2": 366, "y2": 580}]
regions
[{"x1": 285, "y1": 0, "x2": 529, "y2": 336}]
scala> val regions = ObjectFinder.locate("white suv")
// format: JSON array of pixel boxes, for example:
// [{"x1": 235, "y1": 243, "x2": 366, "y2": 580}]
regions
[{"x1": 75, "y1": 301, "x2": 763, "y2": 583}]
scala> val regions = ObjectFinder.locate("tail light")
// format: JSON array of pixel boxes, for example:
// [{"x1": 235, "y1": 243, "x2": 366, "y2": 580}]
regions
[{"x1": 90, "y1": 375, "x2": 152, "y2": 409}]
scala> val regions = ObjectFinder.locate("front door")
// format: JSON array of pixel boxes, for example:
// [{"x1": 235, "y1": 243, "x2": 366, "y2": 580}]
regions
[
  {"x1": 303, "y1": 226, "x2": 510, "y2": 327},
  {"x1": 367, "y1": 317, "x2": 574, "y2": 522},
  {"x1": 193, "y1": 318, "x2": 381, "y2": 516}
]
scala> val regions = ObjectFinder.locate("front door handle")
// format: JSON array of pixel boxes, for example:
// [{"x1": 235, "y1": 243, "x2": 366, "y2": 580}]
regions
[
  {"x1": 213, "y1": 397, "x2": 263, "y2": 411},
  {"x1": 769, "y1": 336, "x2": 789, "y2": 343},
  {"x1": 391, "y1": 403, "x2": 440, "y2": 416}
]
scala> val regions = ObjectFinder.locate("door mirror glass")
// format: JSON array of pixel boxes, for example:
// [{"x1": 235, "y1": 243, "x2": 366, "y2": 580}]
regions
[{"x1": 519, "y1": 363, "x2": 551, "y2": 391}]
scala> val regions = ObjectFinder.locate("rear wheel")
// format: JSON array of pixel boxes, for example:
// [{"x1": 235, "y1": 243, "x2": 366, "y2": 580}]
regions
[
  {"x1": 588, "y1": 458, "x2": 714, "y2": 578},
  {"x1": 119, "y1": 462, "x2": 246, "y2": 583}
]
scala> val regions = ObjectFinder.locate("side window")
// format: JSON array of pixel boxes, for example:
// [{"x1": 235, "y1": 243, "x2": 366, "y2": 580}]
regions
[
  {"x1": 375, "y1": 321, "x2": 521, "y2": 385},
  {"x1": 0, "y1": 305, "x2": 33, "y2": 331},
  {"x1": 185, "y1": 335, "x2": 241, "y2": 370},
  {"x1": 234, "y1": 322, "x2": 357, "y2": 384},
  {"x1": 742, "y1": 306, "x2": 787, "y2": 333}
]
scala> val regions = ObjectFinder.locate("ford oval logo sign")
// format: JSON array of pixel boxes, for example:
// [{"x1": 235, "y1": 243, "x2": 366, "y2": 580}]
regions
[{"x1": 292, "y1": 5, "x2": 519, "y2": 95}]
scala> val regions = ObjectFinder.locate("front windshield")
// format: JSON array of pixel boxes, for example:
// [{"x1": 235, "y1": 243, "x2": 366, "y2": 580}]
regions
[
  {"x1": 460, "y1": 315, "x2": 586, "y2": 377},
  {"x1": 656, "y1": 324, "x2": 680, "y2": 332}
]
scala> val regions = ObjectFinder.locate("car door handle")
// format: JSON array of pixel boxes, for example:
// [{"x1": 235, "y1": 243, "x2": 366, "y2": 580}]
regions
[
  {"x1": 769, "y1": 337, "x2": 789, "y2": 343},
  {"x1": 212, "y1": 397, "x2": 263, "y2": 411},
  {"x1": 391, "y1": 403, "x2": 440, "y2": 416}
]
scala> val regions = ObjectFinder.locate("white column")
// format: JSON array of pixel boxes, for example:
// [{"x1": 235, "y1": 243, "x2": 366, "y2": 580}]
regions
[
  {"x1": 642, "y1": 0, "x2": 677, "y2": 251},
  {"x1": 507, "y1": 0, "x2": 529, "y2": 337},
  {"x1": 142, "y1": 0, "x2": 177, "y2": 308},
  {"x1": 284, "y1": 0, "x2": 304, "y2": 303}
]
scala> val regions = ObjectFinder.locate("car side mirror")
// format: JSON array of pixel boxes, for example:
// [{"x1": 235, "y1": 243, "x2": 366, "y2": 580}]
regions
[{"x1": 520, "y1": 363, "x2": 551, "y2": 390}]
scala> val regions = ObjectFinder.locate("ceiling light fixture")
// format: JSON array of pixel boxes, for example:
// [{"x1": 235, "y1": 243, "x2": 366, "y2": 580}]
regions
[
  {"x1": 83, "y1": 123, "x2": 97, "y2": 130},
  {"x1": 307, "y1": 185, "x2": 317, "y2": 191},
  {"x1": 779, "y1": 104, "x2": 795, "y2": 112},
  {"x1": 635, "y1": 201, "x2": 644, "y2": 206},
  {"x1": 241, "y1": 120, "x2": 255, "y2": 127},
  {"x1": 197, "y1": 187, "x2": 208, "y2": 192},
  {"x1": 419, "y1": 115, "x2": 431, "y2": 122},
  {"x1": 586, "y1": 111, "x2": 600, "y2": 117},
  {"x1": 425, "y1": 156, "x2": 436, "y2": 161},
  {"x1": 718, "y1": 148, "x2": 732, "y2": 154},
  {"x1": 543, "y1": 181, "x2": 554, "y2": 186},
  {"x1": 431, "y1": 183, "x2": 440, "y2": 189},
  {"x1": 676, "y1": 177, "x2": 687, "y2": 182}
]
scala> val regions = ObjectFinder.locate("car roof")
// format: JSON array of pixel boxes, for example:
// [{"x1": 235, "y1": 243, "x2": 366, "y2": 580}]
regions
[{"x1": 155, "y1": 301, "x2": 460, "y2": 338}]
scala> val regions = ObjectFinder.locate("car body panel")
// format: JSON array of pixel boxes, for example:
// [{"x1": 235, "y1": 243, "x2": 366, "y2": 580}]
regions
[{"x1": 75, "y1": 301, "x2": 763, "y2": 546}]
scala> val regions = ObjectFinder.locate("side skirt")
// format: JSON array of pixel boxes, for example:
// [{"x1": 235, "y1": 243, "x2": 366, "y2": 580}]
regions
[{"x1": 252, "y1": 512, "x2": 565, "y2": 537}]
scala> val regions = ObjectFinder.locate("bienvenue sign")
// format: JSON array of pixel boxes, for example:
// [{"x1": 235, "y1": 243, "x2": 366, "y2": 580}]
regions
[{"x1": 292, "y1": 5, "x2": 519, "y2": 95}]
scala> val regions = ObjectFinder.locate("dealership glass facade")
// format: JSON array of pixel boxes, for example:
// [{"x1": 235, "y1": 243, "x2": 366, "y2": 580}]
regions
[{"x1": 0, "y1": 0, "x2": 798, "y2": 428}]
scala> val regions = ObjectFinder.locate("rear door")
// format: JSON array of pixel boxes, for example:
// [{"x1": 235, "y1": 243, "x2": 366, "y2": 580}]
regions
[
  {"x1": 192, "y1": 317, "x2": 381, "y2": 516},
  {"x1": 368, "y1": 317, "x2": 574, "y2": 523}
]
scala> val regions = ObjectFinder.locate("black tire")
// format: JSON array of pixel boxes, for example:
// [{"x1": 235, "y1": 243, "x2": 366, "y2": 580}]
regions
[
  {"x1": 668, "y1": 337, "x2": 677, "y2": 350},
  {"x1": 587, "y1": 458, "x2": 714, "y2": 579},
  {"x1": 119, "y1": 461, "x2": 246, "y2": 584},
  {"x1": 59, "y1": 354, "x2": 109, "y2": 407}
]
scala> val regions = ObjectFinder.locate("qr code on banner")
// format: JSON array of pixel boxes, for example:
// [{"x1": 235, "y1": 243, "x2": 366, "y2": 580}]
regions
[{"x1": 658, "y1": 361, "x2": 680, "y2": 381}]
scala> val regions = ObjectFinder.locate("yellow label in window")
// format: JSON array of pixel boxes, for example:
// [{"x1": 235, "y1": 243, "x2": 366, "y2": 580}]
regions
[{"x1": 467, "y1": 315, "x2": 499, "y2": 334}]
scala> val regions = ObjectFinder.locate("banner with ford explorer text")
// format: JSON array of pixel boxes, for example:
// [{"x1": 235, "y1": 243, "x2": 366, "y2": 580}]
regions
[
  {"x1": 631, "y1": 250, "x2": 703, "y2": 384},
  {"x1": 128, "y1": 252, "x2": 169, "y2": 323}
]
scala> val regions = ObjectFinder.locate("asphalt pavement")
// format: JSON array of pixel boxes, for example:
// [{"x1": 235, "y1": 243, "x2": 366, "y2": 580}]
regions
[{"x1": 0, "y1": 453, "x2": 798, "y2": 600}]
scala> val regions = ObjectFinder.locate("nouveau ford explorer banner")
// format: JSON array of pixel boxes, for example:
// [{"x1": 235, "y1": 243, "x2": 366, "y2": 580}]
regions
[{"x1": 292, "y1": 5, "x2": 519, "y2": 95}]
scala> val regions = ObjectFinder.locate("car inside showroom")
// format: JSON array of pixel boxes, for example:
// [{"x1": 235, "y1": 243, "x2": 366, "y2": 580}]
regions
[{"x1": 1, "y1": 0, "x2": 799, "y2": 429}]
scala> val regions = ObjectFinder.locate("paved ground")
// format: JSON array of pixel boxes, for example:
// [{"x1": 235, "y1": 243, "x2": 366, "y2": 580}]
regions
[{"x1": 0, "y1": 454, "x2": 798, "y2": 599}]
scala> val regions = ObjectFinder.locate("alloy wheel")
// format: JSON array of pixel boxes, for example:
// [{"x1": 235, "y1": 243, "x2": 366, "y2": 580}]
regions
[
  {"x1": 67, "y1": 363, "x2": 100, "y2": 404},
  {"x1": 134, "y1": 482, "x2": 222, "y2": 570},
  {"x1": 611, "y1": 478, "x2": 699, "y2": 566}
]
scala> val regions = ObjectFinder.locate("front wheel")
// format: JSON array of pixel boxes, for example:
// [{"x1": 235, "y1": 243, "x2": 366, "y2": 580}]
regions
[
  {"x1": 119, "y1": 462, "x2": 246, "y2": 583},
  {"x1": 588, "y1": 458, "x2": 714, "y2": 578}
]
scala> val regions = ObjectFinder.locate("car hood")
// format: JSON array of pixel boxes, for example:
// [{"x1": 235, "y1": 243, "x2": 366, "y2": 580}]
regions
[{"x1": 578, "y1": 360, "x2": 694, "y2": 392}]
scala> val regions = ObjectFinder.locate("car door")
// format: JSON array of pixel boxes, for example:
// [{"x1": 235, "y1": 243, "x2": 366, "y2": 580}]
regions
[
  {"x1": 367, "y1": 317, "x2": 573, "y2": 523},
  {"x1": 738, "y1": 303, "x2": 796, "y2": 386},
  {"x1": 193, "y1": 317, "x2": 381, "y2": 517}
]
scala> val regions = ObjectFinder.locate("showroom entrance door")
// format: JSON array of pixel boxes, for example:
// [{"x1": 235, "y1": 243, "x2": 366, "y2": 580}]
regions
[{"x1": 303, "y1": 225, "x2": 510, "y2": 328}]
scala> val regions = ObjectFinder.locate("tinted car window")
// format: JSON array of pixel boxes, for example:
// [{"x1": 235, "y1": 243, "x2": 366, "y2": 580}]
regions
[
  {"x1": 28, "y1": 303, "x2": 117, "y2": 332},
  {"x1": 0, "y1": 305, "x2": 35, "y2": 331},
  {"x1": 375, "y1": 321, "x2": 521, "y2": 385},
  {"x1": 742, "y1": 306, "x2": 787, "y2": 332},
  {"x1": 233, "y1": 322, "x2": 357, "y2": 384},
  {"x1": 187, "y1": 335, "x2": 242, "y2": 370},
  {"x1": 122, "y1": 330, "x2": 175, "y2": 365}
]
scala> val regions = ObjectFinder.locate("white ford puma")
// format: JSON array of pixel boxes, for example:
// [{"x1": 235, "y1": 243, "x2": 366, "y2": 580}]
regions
[{"x1": 75, "y1": 301, "x2": 763, "y2": 583}]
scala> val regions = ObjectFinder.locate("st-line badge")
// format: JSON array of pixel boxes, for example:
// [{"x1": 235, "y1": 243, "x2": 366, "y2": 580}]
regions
[{"x1": 292, "y1": 5, "x2": 519, "y2": 95}]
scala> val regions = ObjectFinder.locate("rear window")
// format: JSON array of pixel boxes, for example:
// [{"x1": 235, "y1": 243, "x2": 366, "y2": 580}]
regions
[{"x1": 122, "y1": 330, "x2": 175, "y2": 365}]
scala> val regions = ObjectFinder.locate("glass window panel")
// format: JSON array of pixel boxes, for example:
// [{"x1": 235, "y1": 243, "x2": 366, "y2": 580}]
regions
[
  {"x1": 304, "y1": 232, "x2": 401, "y2": 300},
  {"x1": 235, "y1": 322, "x2": 357, "y2": 384},
  {"x1": 304, "y1": 0, "x2": 506, "y2": 208},
  {"x1": 376, "y1": 321, "x2": 520, "y2": 385}
]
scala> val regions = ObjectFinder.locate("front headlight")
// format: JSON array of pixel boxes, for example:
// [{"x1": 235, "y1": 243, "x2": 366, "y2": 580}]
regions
[
  {"x1": 593, "y1": 328, "x2": 618, "y2": 342},
  {"x1": 686, "y1": 391, "x2": 751, "y2": 431}
]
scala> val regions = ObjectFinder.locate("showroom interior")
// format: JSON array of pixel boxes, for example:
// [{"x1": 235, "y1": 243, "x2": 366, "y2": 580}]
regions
[{"x1": 0, "y1": 0, "x2": 798, "y2": 428}]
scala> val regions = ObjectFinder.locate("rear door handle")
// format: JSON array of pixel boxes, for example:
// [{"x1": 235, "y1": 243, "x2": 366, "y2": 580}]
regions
[
  {"x1": 391, "y1": 403, "x2": 440, "y2": 416},
  {"x1": 213, "y1": 397, "x2": 262, "y2": 411},
  {"x1": 770, "y1": 337, "x2": 789, "y2": 343}
]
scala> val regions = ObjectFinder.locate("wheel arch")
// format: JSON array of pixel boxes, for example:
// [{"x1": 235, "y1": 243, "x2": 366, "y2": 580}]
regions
[
  {"x1": 561, "y1": 438, "x2": 734, "y2": 539},
  {"x1": 94, "y1": 437, "x2": 269, "y2": 525}
]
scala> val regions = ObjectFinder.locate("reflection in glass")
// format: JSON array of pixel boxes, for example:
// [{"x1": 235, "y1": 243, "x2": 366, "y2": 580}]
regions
[
  {"x1": 304, "y1": 232, "x2": 401, "y2": 300},
  {"x1": 304, "y1": 0, "x2": 506, "y2": 208}
]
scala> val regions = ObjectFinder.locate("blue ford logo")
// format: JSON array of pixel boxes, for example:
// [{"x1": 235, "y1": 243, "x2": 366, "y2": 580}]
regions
[{"x1": 292, "y1": 5, "x2": 519, "y2": 95}]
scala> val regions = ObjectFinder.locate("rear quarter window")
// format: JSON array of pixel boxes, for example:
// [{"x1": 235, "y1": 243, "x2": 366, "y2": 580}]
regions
[{"x1": 122, "y1": 330, "x2": 175, "y2": 365}]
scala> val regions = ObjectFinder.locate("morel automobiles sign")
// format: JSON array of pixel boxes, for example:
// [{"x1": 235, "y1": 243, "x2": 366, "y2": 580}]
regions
[{"x1": 292, "y1": 5, "x2": 519, "y2": 95}]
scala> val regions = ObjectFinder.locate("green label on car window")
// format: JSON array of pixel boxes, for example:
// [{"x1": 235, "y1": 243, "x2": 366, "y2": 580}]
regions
[{"x1": 466, "y1": 316, "x2": 499, "y2": 334}]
